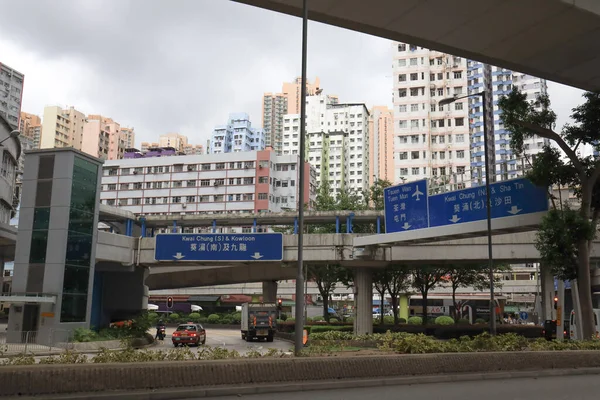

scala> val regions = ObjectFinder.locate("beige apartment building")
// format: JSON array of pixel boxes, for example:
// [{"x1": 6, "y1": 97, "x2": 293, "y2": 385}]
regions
[
  {"x1": 40, "y1": 106, "x2": 86, "y2": 149},
  {"x1": 40, "y1": 106, "x2": 133, "y2": 160},
  {"x1": 369, "y1": 106, "x2": 395, "y2": 185},
  {"x1": 262, "y1": 77, "x2": 334, "y2": 155},
  {"x1": 141, "y1": 133, "x2": 203, "y2": 155},
  {"x1": 121, "y1": 127, "x2": 135, "y2": 148}
]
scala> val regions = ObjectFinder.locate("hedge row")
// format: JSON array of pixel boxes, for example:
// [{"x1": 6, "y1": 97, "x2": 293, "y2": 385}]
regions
[{"x1": 278, "y1": 322, "x2": 543, "y2": 339}]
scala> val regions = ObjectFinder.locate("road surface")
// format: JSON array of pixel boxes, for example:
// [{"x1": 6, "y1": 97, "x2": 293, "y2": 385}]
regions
[
  {"x1": 188, "y1": 373, "x2": 600, "y2": 400},
  {"x1": 153, "y1": 327, "x2": 292, "y2": 355}
]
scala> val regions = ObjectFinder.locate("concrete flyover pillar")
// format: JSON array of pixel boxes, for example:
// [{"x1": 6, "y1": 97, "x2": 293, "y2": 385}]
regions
[
  {"x1": 540, "y1": 265, "x2": 554, "y2": 321},
  {"x1": 353, "y1": 268, "x2": 373, "y2": 335},
  {"x1": 262, "y1": 281, "x2": 278, "y2": 303}
]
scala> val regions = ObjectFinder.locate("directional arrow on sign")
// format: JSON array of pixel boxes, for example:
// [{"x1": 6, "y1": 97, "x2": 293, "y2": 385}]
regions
[
  {"x1": 507, "y1": 206, "x2": 522, "y2": 215},
  {"x1": 402, "y1": 222, "x2": 411, "y2": 230},
  {"x1": 250, "y1": 252, "x2": 264, "y2": 260},
  {"x1": 449, "y1": 215, "x2": 461, "y2": 223},
  {"x1": 173, "y1": 253, "x2": 185, "y2": 260}
]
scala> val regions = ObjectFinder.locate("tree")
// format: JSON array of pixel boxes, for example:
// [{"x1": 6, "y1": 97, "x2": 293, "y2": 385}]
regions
[
  {"x1": 367, "y1": 179, "x2": 393, "y2": 210},
  {"x1": 409, "y1": 265, "x2": 449, "y2": 325},
  {"x1": 445, "y1": 264, "x2": 509, "y2": 322},
  {"x1": 383, "y1": 265, "x2": 412, "y2": 325},
  {"x1": 498, "y1": 89, "x2": 600, "y2": 339},
  {"x1": 373, "y1": 270, "x2": 387, "y2": 326},
  {"x1": 307, "y1": 263, "x2": 343, "y2": 323}
]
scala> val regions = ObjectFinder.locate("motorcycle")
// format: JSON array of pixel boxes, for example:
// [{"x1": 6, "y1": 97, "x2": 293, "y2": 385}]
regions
[{"x1": 156, "y1": 326, "x2": 166, "y2": 341}]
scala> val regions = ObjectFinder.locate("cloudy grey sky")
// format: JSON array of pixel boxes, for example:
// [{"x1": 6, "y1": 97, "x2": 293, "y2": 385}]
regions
[{"x1": 0, "y1": 0, "x2": 586, "y2": 148}]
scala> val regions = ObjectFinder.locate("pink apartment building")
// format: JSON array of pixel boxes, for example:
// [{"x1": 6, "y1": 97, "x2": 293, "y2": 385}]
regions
[{"x1": 369, "y1": 106, "x2": 394, "y2": 185}]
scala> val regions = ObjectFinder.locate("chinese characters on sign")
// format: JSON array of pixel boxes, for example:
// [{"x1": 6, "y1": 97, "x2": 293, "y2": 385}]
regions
[
  {"x1": 384, "y1": 179, "x2": 429, "y2": 232},
  {"x1": 384, "y1": 178, "x2": 548, "y2": 234},
  {"x1": 154, "y1": 233, "x2": 284, "y2": 262}
]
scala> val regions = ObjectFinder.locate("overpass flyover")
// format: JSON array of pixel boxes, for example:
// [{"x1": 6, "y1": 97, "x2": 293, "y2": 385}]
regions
[
  {"x1": 95, "y1": 230, "x2": 600, "y2": 290},
  {"x1": 233, "y1": 0, "x2": 600, "y2": 91}
]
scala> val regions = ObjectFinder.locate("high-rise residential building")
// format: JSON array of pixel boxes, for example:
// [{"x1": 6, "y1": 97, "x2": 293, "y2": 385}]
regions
[
  {"x1": 392, "y1": 43, "x2": 470, "y2": 185},
  {"x1": 19, "y1": 112, "x2": 41, "y2": 139},
  {"x1": 40, "y1": 107, "x2": 132, "y2": 160},
  {"x1": 369, "y1": 106, "x2": 394, "y2": 185},
  {"x1": 40, "y1": 106, "x2": 87, "y2": 149},
  {"x1": 120, "y1": 127, "x2": 136, "y2": 148},
  {"x1": 158, "y1": 132, "x2": 188, "y2": 151},
  {"x1": 100, "y1": 150, "x2": 317, "y2": 230},
  {"x1": 210, "y1": 113, "x2": 265, "y2": 154},
  {"x1": 0, "y1": 63, "x2": 24, "y2": 129},
  {"x1": 262, "y1": 77, "x2": 330, "y2": 154},
  {"x1": 467, "y1": 62, "x2": 549, "y2": 183},
  {"x1": 281, "y1": 93, "x2": 370, "y2": 196},
  {"x1": 82, "y1": 115, "x2": 125, "y2": 160},
  {"x1": 141, "y1": 133, "x2": 202, "y2": 155},
  {"x1": 182, "y1": 143, "x2": 204, "y2": 155}
]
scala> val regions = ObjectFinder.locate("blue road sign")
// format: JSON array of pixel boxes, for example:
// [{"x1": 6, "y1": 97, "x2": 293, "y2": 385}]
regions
[
  {"x1": 384, "y1": 179, "x2": 429, "y2": 233},
  {"x1": 154, "y1": 233, "x2": 283, "y2": 262},
  {"x1": 428, "y1": 178, "x2": 548, "y2": 228},
  {"x1": 519, "y1": 311, "x2": 528, "y2": 320}
]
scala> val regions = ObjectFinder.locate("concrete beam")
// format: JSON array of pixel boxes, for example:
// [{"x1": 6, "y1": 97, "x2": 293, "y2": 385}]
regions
[
  {"x1": 96, "y1": 231, "x2": 136, "y2": 265},
  {"x1": 145, "y1": 264, "x2": 295, "y2": 290}
]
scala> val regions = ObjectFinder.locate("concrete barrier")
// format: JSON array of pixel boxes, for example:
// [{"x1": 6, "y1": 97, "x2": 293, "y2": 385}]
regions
[{"x1": 1, "y1": 351, "x2": 600, "y2": 397}]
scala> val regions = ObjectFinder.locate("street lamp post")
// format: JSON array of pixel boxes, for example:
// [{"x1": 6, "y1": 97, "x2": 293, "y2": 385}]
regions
[
  {"x1": 0, "y1": 130, "x2": 20, "y2": 146},
  {"x1": 439, "y1": 90, "x2": 496, "y2": 335},
  {"x1": 294, "y1": 0, "x2": 309, "y2": 355}
]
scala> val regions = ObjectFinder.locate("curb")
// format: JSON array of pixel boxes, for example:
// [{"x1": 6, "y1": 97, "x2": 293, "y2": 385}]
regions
[{"x1": 24, "y1": 367, "x2": 600, "y2": 400}]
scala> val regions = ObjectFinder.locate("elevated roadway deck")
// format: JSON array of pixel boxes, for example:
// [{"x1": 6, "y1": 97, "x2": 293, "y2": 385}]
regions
[{"x1": 233, "y1": 0, "x2": 600, "y2": 91}]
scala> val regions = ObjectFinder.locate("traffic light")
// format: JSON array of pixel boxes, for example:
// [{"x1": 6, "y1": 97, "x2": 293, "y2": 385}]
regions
[
  {"x1": 554, "y1": 296, "x2": 558, "y2": 310},
  {"x1": 277, "y1": 299, "x2": 283, "y2": 310},
  {"x1": 167, "y1": 296, "x2": 174, "y2": 309}
]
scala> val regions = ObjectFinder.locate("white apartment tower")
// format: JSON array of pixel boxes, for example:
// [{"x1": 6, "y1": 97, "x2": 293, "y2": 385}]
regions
[
  {"x1": 392, "y1": 43, "x2": 470, "y2": 184},
  {"x1": 282, "y1": 93, "x2": 370, "y2": 197}
]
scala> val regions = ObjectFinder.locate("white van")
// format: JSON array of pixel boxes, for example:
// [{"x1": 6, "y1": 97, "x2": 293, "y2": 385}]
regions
[{"x1": 569, "y1": 309, "x2": 600, "y2": 340}]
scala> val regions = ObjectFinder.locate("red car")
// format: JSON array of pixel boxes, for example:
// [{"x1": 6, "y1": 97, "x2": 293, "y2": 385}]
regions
[{"x1": 172, "y1": 323, "x2": 206, "y2": 347}]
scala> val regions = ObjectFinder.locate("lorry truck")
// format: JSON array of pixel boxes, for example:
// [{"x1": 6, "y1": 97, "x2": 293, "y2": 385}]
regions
[{"x1": 241, "y1": 302, "x2": 278, "y2": 342}]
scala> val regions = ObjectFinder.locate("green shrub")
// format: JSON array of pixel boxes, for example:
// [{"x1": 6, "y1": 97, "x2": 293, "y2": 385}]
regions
[
  {"x1": 398, "y1": 318, "x2": 407, "y2": 323},
  {"x1": 73, "y1": 328, "x2": 98, "y2": 343},
  {"x1": 310, "y1": 325, "x2": 353, "y2": 334},
  {"x1": 312, "y1": 316, "x2": 325, "y2": 322},
  {"x1": 169, "y1": 313, "x2": 180, "y2": 322},
  {"x1": 188, "y1": 312, "x2": 201, "y2": 323},
  {"x1": 435, "y1": 316, "x2": 455, "y2": 325},
  {"x1": 230, "y1": 312, "x2": 242, "y2": 324},
  {"x1": 207, "y1": 314, "x2": 221, "y2": 324},
  {"x1": 148, "y1": 312, "x2": 159, "y2": 323},
  {"x1": 329, "y1": 318, "x2": 339, "y2": 323},
  {"x1": 457, "y1": 318, "x2": 471, "y2": 325},
  {"x1": 407, "y1": 316, "x2": 422, "y2": 325},
  {"x1": 280, "y1": 313, "x2": 288, "y2": 321},
  {"x1": 383, "y1": 316, "x2": 395, "y2": 325},
  {"x1": 475, "y1": 318, "x2": 487, "y2": 324}
]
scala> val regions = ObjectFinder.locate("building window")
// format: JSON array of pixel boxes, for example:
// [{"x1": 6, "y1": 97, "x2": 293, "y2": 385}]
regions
[
  {"x1": 399, "y1": 152, "x2": 408, "y2": 160},
  {"x1": 216, "y1": 163, "x2": 225, "y2": 170},
  {"x1": 186, "y1": 196, "x2": 195, "y2": 203},
  {"x1": 399, "y1": 120, "x2": 407, "y2": 129},
  {"x1": 398, "y1": 105, "x2": 407, "y2": 113},
  {"x1": 411, "y1": 151, "x2": 420, "y2": 159},
  {"x1": 187, "y1": 180, "x2": 196, "y2": 187},
  {"x1": 200, "y1": 179, "x2": 210, "y2": 187},
  {"x1": 258, "y1": 193, "x2": 268, "y2": 200},
  {"x1": 397, "y1": 43, "x2": 406, "y2": 52},
  {"x1": 398, "y1": 59, "x2": 406, "y2": 67},
  {"x1": 454, "y1": 71, "x2": 462, "y2": 79},
  {"x1": 172, "y1": 196, "x2": 181, "y2": 203},
  {"x1": 456, "y1": 134, "x2": 465, "y2": 143},
  {"x1": 411, "y1": 167, "x2": 419, "y2": 175},
  {"x1": 398, "y1": 74, "x2": 406, "y2": 82},
  {"x1": 409, "y1": 58, "x2": 418, "y2": 66},
  {"x1": 410, "y1": 104, "x2": 419, "y2": 112},
  {"x1": 410, "y1": 73, "x2": 418, "y2": 81},
  {"x1": 201, "y1": 164, "x2": 211, "y2": 171},
  {"x1": 455, "y1": 102, "x2": 463, "y2": 111},
  {"x1": 457, "y1": 150, "x2": 465, "y2": 159},
  {"x1": 398, "y1": 89, "x2": 407, "y2": 98},
  {"x1": 410, "y1": 88, "x2": 419, "y2": 96},
  {"x1": 107, "y1": 184, "x2": 116, "y2": 191},
  {"x1": 455, "y1": 118, "x2": 465, "y2": 126}
]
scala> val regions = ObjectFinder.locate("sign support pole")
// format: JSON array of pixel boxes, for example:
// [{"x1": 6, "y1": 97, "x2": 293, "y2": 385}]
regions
[{"x1": 294, "y1": 0, "x2": 309, "y2": 357}]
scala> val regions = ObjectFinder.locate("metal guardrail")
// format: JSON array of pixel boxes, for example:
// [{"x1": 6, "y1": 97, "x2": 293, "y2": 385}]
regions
[{"x1": 0, "y1": 329, "x2": 73, "y2": 355}]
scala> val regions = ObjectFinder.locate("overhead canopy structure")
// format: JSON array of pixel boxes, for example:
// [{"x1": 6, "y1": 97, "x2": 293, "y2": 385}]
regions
[{"x1": 232, "y1": 0, "x2": 600, "y2": 91}]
